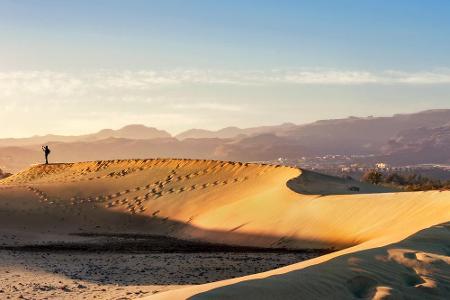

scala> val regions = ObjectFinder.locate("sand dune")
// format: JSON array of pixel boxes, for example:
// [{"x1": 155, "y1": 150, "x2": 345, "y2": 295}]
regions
[
  {"x1": 1, "y1": 159, "x2": 449, "y2": 299},
  {"x1": 151, "y1": 222, "x2": 450, "y2": 300}
]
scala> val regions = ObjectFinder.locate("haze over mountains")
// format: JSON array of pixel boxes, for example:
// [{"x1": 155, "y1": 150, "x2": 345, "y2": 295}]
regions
[
  {"x1": 0, "y1": 125, "x2": 171, "y2": 147},
  {"x1": 1, "y1": 109, "x2": 449, "y2": 172}
]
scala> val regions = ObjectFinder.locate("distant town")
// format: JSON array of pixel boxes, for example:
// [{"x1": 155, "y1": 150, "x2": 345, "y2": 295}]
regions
[{"x1": 265, "y1": 154, "x2": 450, "y2": 181}]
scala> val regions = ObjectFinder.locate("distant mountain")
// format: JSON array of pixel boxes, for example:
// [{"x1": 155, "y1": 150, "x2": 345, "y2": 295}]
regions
[
  {"x1": 176, "y1": 123, "x2": 297, "y2": 140},
  {"x1": 213, "y1": 134, "x2": 312, "y2": 161},
  {"x1": 178, "y1": 109, "x2": 450, "y2": 155},
  {"x1": 0, "y1": 125, "x2": 171, "y2": 147},
  {"x1": 1, "y1": 109, "x2": 449, "y2": 172},
  {"x1": 380, "y1": 125, "x2": 450, "y2": 165},
  {"x1": 84, "y1": 125, "x2": 171, "y2": 141},
  {"x1": 279, "y1": 109, "x2": 450, "y2": 155}
]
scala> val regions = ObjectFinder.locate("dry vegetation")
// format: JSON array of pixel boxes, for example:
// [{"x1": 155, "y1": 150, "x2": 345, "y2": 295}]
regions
[{"x1": 362, "y1": 170, "x2": 450, "y2": 191}]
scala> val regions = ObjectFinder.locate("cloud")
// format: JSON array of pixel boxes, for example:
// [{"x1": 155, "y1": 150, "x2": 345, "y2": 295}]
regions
[
  {"x1": 1, "y1": 68, "x2": 450, "y2": 99},
  {"x1": 244, "y1": 69, "x2": 450, "y2": 85},
  {"x1": 0, "y1": 71, "x2": 85, "y2": 97},
  {"x1": 170, "y1": 102, "x2": 243, "y2": 112}
]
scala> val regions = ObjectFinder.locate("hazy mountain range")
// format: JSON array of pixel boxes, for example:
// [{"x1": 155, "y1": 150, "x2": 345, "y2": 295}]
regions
[{"x1": 1, "y1": 109, "x2": 449, "y2": 172}]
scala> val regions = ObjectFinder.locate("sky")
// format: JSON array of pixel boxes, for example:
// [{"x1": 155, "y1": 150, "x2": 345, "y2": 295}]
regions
[{"x1": 0, "y1": 0, "x2": 450, "y2": 137}]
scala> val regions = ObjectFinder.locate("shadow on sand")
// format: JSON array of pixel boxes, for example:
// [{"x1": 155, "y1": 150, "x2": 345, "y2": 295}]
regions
[
  {"x1": 287, "y1": 169, "x2": 397, "y2": 195},
  {"x1": 0, "y1": 198, "x2": 333, "y2": 286}
]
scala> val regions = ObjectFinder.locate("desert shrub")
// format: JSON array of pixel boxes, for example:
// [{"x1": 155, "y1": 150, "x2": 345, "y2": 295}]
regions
[
  {"x1": 383, "y1": 172, "x2": 449, "y2": 191},
  {"x1": 362, "y1": 170, "x2": 384, "y2": 185},
  {"x1": 348, "y1": 186, "x2": 360, "y2": 192},
  {"x1": 385, "y1": 173, "x2": 406, "y2": 185}
]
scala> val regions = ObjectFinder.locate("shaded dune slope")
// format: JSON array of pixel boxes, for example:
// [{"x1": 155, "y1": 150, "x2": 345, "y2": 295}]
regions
[{"x1": 287, "y1": 169, "x2": 396, "y2": 195}]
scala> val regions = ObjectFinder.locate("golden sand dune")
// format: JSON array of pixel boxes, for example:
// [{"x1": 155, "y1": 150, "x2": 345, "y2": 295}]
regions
[{"x1": 1, "y1": 159, "x2": 449, "y2": 299}]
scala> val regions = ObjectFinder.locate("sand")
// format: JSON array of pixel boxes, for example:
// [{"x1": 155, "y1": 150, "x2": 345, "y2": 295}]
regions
[
  {"x1": 0, "y1": 158, "x2": 449, "y2": 299},
  {"x1": 0, "y1": 249, "x2": 321, "y2": 299},
  {"x1": 151, "y1": 222, "x2": 450, "y2": 300}
]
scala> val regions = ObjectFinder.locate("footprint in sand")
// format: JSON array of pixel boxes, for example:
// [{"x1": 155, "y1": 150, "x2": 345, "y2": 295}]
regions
[{"x1": 346, "y1": 275, "x2": 378, "y2": 298}]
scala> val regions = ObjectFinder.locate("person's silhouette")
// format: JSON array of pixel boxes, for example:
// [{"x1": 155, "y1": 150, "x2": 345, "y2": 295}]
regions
[{"x1": 42, "y1": 145, "x2": 51, "y2": 165}]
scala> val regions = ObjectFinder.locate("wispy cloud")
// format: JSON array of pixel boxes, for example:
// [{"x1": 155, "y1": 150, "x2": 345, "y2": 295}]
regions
[
  {"x1": 170, "y1": 102, "x2": 243, "y2": 112},
  {"x1": 1, "y1": 69, "x2": 450, "y2": 99},
  {"x1": 241, "y1": 69, "x2": 450, "y2": 85},
  {"x1": 0, "y1": 71, "x2": 85, "y2": 97}
]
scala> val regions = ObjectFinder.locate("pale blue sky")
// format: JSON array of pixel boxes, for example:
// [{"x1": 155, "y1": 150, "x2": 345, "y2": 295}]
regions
[{"x1": 0, "y1": 0, "x2": 449, "y2": 137}]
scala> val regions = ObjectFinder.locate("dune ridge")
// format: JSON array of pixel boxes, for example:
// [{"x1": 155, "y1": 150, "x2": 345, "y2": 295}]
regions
[{"x1": 1, "y1": 158, "x2": 449, "y2": 299}]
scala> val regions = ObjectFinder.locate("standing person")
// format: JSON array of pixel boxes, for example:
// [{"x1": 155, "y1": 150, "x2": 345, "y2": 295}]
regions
[{"x1": 42, "y1": 145, "x2": 51, "y2": 165}]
